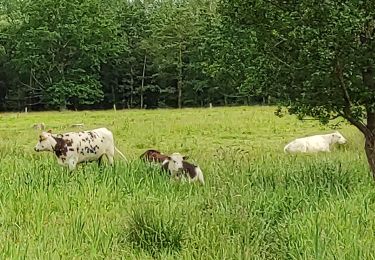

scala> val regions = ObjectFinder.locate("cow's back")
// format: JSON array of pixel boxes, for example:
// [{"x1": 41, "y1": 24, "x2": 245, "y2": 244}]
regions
[
  {"x1": 75, "y1": 128, "x2": 115, "y2": 163},
  {"x1": 297, "y1": 135, "x2": 328, "y2": 152}
]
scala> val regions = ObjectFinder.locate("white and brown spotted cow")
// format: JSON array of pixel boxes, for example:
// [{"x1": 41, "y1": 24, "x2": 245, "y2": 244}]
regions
[
  {"x1": 163, "y1": 153, "x2": 205, "y2": 185},
  {"x1": 34, "y1": 128, "x2": 126, "y2": 171}
]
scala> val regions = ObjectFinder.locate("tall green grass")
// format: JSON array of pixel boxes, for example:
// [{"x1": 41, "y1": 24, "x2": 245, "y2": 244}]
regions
[{"x1": 0, "y1": 106, "x2": 374, "y2": 259}]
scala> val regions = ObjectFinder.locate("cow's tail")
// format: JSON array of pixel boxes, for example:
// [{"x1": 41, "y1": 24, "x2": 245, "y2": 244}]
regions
[
  {"x1": 195, "y1": 167, "x2": 205, "y2": 185},
  {"x1": 115, "y1": 146, "x2": 128, "y2": 161}
]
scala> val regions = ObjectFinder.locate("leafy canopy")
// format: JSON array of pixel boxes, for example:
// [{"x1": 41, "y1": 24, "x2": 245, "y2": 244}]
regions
[{"x1": 220, "y1": 0, "x2": 375, "y2": 126}]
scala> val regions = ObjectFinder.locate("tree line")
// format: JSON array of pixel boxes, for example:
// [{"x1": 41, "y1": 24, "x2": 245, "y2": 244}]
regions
[{"x1": 0, "y1": 0, "x2": 263, "y2": 111}]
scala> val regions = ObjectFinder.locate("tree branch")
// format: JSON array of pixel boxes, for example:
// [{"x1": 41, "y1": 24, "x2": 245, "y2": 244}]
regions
[
  {"x1": 338, "y1": 111, "x2": 371, "y2": 136},
  {"x1": 31, "y1": 70, "x2": 46, "y2": 90},
  {"x1": 18, "y1": 80, "x2": 43, "y2": 91},
  {"x1": 335, "y1": 59, "x2": 372, "y2": 136},
  {"x1": 335, "y1": 59, "x2": 351, "y2": 107}
]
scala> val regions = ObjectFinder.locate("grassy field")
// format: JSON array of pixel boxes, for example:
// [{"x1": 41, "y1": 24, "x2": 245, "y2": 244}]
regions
[{"x1": 0, "y1": 106, "x2": 374, "y2": 259}]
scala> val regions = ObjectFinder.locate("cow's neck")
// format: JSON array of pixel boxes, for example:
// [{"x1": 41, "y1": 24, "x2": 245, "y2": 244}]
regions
[
  {"x1": 323, "y1": 133, "x2": 334, "y2": 144},
  {"x1": 51, "y1": 136, "x2": 65, "y2": 157}
]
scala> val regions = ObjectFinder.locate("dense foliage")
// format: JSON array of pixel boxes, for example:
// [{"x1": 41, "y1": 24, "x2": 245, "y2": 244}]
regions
[{"x1": 0, "y1": 0, "x2": 257, "y2": 111}]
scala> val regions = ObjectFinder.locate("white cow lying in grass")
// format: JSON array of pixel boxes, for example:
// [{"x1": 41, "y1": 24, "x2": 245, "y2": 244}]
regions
[
  {"x1": 284, "y1": 131, "x2": 347, "y2": 153},
  {"x1": 162, "y1": 153, "x2": 205, "y2": 184}
]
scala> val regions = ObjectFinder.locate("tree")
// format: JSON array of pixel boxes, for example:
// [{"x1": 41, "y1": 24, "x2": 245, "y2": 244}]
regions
[
  {"x1": 150, "y1": 1, "x2": 201, "y2": 108},
  {"x1": 4, "y1": 0, "x2": 123, "y2": 110},
  {"x1": 220, "y1": 1, "x2": 375, "y2": 178}
]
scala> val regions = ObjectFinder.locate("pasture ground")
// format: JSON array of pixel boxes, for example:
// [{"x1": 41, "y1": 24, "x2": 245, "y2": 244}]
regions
[{"x1": 0, "y1": 106, "x2": 374, "y2": 259}]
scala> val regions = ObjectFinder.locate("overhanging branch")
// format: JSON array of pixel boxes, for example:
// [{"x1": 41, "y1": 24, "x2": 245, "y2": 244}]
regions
[
  {"x1": 338, "y1": 111, "x2": 371, "y2": 136},
  {"x1": 335, "y1": 59, "x2": 372, "y2": 137},
  {"x1": 335, "y1": 59, "x2": 351, "y2": 107}
]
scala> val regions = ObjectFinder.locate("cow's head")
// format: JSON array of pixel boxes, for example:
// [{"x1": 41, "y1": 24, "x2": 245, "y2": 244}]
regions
[
  {"x1": 333, "y1": 131, "x2": 347, "y2": 144},
  {"x1": 167, "y1": 153, "x2": 188, "y2": 172},
  {"x1": 34, "y1": 130, "x2": 56, "y2": 152}
]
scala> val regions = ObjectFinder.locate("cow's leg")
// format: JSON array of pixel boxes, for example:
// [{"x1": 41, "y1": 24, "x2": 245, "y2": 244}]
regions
[
  {"x1": 97, "y1": 155, "x2": 104, "y2": 166},
  {"x1": 105, "y1": 146, "x2": 115, "y2": 166},
  {"x1": 106, "y1": 153, "x2": 114, "y2": 166},
  {"x1": 68, "y1": 158, "x2": 77, "y2": 172}
]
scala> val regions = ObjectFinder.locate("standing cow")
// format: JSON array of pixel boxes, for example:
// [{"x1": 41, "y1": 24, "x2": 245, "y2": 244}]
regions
[
  {"x1": 284, "y1": 131, "x2": 347, "y2": 153},
  {"x1": 34, "y1": 128, "x2": 127, "y2": 171}
]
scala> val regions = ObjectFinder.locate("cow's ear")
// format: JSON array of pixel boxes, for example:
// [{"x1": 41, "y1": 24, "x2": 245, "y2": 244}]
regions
[
  {"x1": 47, "y1": 129, "x2": 52, "y2": 133},
  {"x1": 183, "y1": 155, "x2": 189, "y2": 160}
]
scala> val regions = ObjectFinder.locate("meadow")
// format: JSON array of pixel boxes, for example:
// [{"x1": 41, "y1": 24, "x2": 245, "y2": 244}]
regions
[{"x1": 0, "y1": 106, "x2": 374, "y2": 259}]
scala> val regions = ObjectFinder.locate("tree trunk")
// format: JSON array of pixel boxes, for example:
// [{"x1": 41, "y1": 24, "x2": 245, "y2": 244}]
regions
[
  {"x1": 365, "y1": 135, "x2": 375, "y2": 180},
  {"x1": 359, "y1": 21, "x2": 375, "y2": 179},
  {"x1": 111, "y1": 83, "x2": 116, "y2": 108},
  {"x1": 365, "y1": 109, "x2": 375, "y2": 179},
  {"x1": 140, "y1": 55, "x2": 147, "y2": 109},
  {"x1": 59, "y1": 100, "x2": 66, "y2": 111},
  {"x1": 177, "y1": 81, "x2": 182, "y2": 109},
  {"x1": 29, "y1": 68, "x2": 32, "y2": 110},
  {"x1": 177, "y1": 43, "x2": 183, "y2": 109},
  {"x1": 130, "y1": 66, "x2": 134, "y2": 108}
]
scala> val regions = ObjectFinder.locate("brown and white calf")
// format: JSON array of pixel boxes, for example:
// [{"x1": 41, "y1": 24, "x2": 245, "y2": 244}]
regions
[
  {"x1": 139, "y1": 149, "x2": 169, "y2": 163},
  {"x1": 163, "y1": 153, "x2": 205, "y2": 185},
  {"x1": 34, "y1": 128, "x2": 127, "y2": 171}
]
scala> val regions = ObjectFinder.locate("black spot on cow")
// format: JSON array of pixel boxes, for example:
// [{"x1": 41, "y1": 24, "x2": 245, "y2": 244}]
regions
[
  {"x1": 69, "y1": 148, "x2": 74, "y2": 151},
  {"x1": 84, "y1": 146, "x2": 95, "y2": 154},
  {"x1": 161, "y1": 161, "x2": 169, "y2": 172},
  {"x1": 53, "y1": 137, "x2": 68, "y2": 157},
  {"x1": 182, "y1": 161, "x2": 198, "y2": 179}
]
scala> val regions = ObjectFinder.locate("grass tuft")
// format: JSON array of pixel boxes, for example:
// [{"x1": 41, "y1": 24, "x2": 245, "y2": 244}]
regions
[{"x1": 125, "y1": 205, "x2": 185, "y2": 257}]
